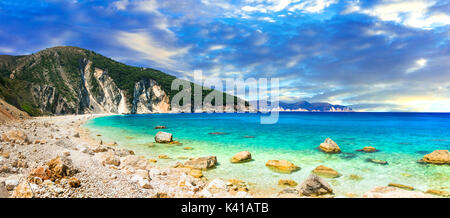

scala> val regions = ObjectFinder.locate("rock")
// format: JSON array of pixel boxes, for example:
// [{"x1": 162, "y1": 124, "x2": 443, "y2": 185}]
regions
[
  {"x1": 73, "y1": 133, "x2": 80, "y2": 138},
  {"x1": 347, "y1": 174, "x2": 363, "y2": 181},
  {"x1": 421, "y1": 150, "x2": 450, "y2": 165},
  {"x1": 366, "y1": 158, "x2": 388, "y2": 165},
  {"x1": 277, "y1": 188, "x2": 299, "y2": 198},
  {"x1": 319, "y1": 138, "x2": 341, "y2": 153},
  {"x1": 0, "y1": 182, "x2": 8, "y2": 198},
  {"x1": 29, "y1": 166, "x2": 51, "y2": 181},
  {"x1": 154, "y1": 126, "x2": 167, "y2": 129},
  {"x1": 114, "y1": 148, "x2": 134, "y2": 157},
  {"x1": 130, "y1": 174, "x2": 152, "y2": 189},
  {"x1": 312, "y1": 165, "x2": 340, "y2": 178},
  {"x1": 68, "y1": 177, "x2": 81, "y2": 188},
  {"x1": 1, "y1": 130, "x2": 29, "y2": 143},
  {"x1": 425, "y1": 189, "x2": 450, "y2": 197},
  {"x1": 45, "y1": 156, "x2": 77, "y2": 181},
  {"x1": 154, "y1": 131, "x2": 173, "y2": 143},
  {"x1": 363, "y1": 186, "x2": 434, "y2": 198},
  {"x1": 206, "y1": 179, "x2": 227, "y2": 194},
  {"x1": 208, "y1": 132, "x2": 226, "y2": 135},
  {"x1": 357, "y1": 146, "x2": 377, "y2": 153},
  {"x1": 12, "y1": 181, "x2": 33, "y2": 198},
  {"x1": 92, "y1": 146, "x2": 108, "y2": 153},
  {"x1": 158, "y1": 155, "x2": 170, "y2": 159},
  {"x1": 297, "y1": 173, "x2": 333, "y2": 197},
  {"x1": 105, "y1": 156, "x2": 121, "y2": 166},
  {"x1": 1, "y1": 152, "x2": 9, "y2": 158},
  {"x1": 121, "y1": 155, "x2": 150, "y2": 170},
  {"x1": 189, "y1": 169, "x2": 203, "y2": 178},
  {"x1": 80, "y1": 147, "x2": 94, "y2": 155},
  {"x1": 388, "y1": 183, "x2": 414, "y2": 190},
  {"x1": 231, "y1": 151, "x2": 252, "y2": 163},
  {"x1": 278, "y1": 179, "x2": 298, "y2": 187},
  {"x1": 12, "y1": 159, "x2": 28, "y2": 168},
  {"x1": 183, "y1": 147, "x2": 193, "y2": 150},
  {"x1": 5, "y1": 179, "x2": 19, "y2": 191},
  {"x1": 183, "y1": 156, "x2": 217, "y2": 170},
  {"x1": 265, "y1": 160, "x2": 300, "y2": 173}
]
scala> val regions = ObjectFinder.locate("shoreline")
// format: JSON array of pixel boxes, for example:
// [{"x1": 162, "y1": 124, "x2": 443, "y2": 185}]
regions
[{"x1": 0, "y1": 114, "x2": 447, "y2": 198}]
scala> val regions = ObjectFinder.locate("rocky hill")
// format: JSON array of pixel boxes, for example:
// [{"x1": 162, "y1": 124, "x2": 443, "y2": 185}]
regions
[
  {"x1": 0, "y1": 46, "x2": 241, "y2": 116},
  {"x1": 251, "y1": 100, "x2": 353, "y2": 112}
]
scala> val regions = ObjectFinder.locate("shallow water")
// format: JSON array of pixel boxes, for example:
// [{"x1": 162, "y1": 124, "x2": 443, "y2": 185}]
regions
[{"x1": 84, "y1": 112, "x2": 450, "y2": 197}]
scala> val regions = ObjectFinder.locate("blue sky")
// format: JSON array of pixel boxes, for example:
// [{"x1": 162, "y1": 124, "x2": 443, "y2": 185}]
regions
[{"x1": 1, "y1": 0, "x2": 450, "y2": 111}]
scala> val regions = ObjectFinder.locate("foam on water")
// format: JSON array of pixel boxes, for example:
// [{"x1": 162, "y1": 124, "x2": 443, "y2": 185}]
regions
[{"x1": 84, "y1": 112, "x2": 450, "y2": 197}]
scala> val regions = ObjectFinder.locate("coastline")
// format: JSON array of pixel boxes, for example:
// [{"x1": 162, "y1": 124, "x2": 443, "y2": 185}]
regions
[{"x1": 0, "y1": 114, "x2": 447, "y2": 198}]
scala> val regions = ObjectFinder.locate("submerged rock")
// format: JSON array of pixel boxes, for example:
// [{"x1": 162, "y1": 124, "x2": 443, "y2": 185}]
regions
[
  {"x1": 266, "y1": 160, "x2": 300, "y2": 173},
  {"x1": 319, "y1": 138, "x2": 341, "y2": 153},
  {"x1": 312, "y1": 165, "x2": 340, "y2": 178},
  {"x1": 154, "y1": 131, "x2": 173, "y2": 143},
  {"x1": 208, "y1": 132, "x2": 226, "y2": 135},
  {"x1": 388, "y1": 183, "x2": 414, "y2": 190},
  {"x1": 278, "y1": 179, "x2": 298, "y2": 187},
  {"x1": 154, "y1": 126, "x2": 167, "y2": 129},
  {"x1": 420, "y1": 150, "x2": 450, "y2": 165},
  {"x1": 425, "y1": 189, "x2": 450, "y2": 197},
  {"x1": 357, "y1": 146, "x2": 377, "y2": 153},
  {"x1": 230, "y1": 151, "x2": 252, "y2": 163},
  {"x1": 366, "y1": 158, "x2": 388, "y2": 165},
  {"x1": 297, "y1": 173, "x2": 333, "y2": 197},
  {"x1": 363, "y1": 186, "x2": 434, "y2": 198},
  {"x1": 188, "y1": 169, "x2": 203, "y2": 178},
  {"x1": 183, "y1": 156, "x2": 217, "y2": 170}
]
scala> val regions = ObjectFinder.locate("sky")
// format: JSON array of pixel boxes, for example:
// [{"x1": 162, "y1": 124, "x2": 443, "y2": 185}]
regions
[{"x1": 1, "y1": 0, "x2": 450, "y2": 112}]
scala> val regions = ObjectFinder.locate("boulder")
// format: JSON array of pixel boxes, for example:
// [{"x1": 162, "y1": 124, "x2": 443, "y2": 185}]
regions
[
  {"x1": 363, "y1": 186, "x2": 434, "y2": 198},
  {"x1": 312, "y1": 165, "x2": 340, "y2": 178},
  {"x1": 319, "y1": 138, "x2": 341, "y2": 153},
  {"x1": 154, "y1": 131, "x2": 173, "y2": 143},
  {"x1": 297, "y1": 173, "x2": 333, "y2": 197},
  {"x1": 1, "y1": 130, "x2": 29, "y2": 144},
  {"x1": 366, "y1": 158, "x2": 388, "y2": 165},
  {"x1": 421, "y1": 150, "x2": 450, "y2": 165},
  {"x1": 183, "y1": 156, "x2": 217, "y2": 170},
  {"x1": 12, "y1": 181, "x2": 33, "y2": 198},
  {"x1": 265, "y1": 160, "x2": 300, "y2": 173},
  {"x1": 46, "y1": 156, "x2": 77, "y2": 181},
  {"x1": 230, "y1": 151, "x2": 252, "y2": 163},
  {"x1": 278, "y1": 179, "x2": 298, "y2": 187}
]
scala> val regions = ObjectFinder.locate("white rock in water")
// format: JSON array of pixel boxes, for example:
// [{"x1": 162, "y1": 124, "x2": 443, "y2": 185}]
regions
[{"x1": 154, "y1": 131, "x2": 173, "y2": 143}]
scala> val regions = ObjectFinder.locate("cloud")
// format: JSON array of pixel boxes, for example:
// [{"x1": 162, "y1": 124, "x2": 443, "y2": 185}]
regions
[
  {"x1": 115, "y1": 31, "x2": 190, "y2": 70},
  {"x1": 344, "y1": 0, "x2": 450, "y2": 29}
]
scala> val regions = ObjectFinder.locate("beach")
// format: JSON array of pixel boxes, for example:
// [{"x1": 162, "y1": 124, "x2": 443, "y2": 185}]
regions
[{"x1": 0, "y1": 114, "x2": 448, "y2": 198}]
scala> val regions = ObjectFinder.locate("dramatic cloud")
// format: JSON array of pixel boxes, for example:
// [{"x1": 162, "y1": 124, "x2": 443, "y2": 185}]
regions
[{"x1": 0, "y1": 0, "x2": 449, "y2": 111}]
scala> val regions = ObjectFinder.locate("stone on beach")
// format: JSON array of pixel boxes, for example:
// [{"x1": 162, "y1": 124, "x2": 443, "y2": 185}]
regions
[
  {"x1": 312, "y1": 165, "x2": 340, "y2": 178},
  {"x1": 421, "y1": 150, "x2": 450, "y2": 165},
  {"x1": 0, "y1": 182, "x2": 8, "y2": 198},
  {"x1": 12, "y1": 181, "x2": 33, "y2": 198},
  {"x1": 1, "y1": 130, "x2": 29, "y2": 144},
  {"x1": 68, "y1": 177, "x2": 81, "y2": 188},
  {"x1": 154, "y1": 131, "x2": 173, "y2": 143},
  {"x1": 29, "y1": 156, "x2": 77, "y2": 182},
  {"x1": 363, "y1": 186, "x2": 434, "y2": 198},
  {"x1": 183, "y1": 156, "x2": 217, "y2": 170},
  {"x1": 265, "y1": 160, "x2": 300, "y2": 173},
  {"x1": 319, "y1": 138, "x2": 341, "y2": 153},
  {"x1": 297, "y1": 173, "x2": 333, "y2": 197},
  {"x1": 230, "y1": 151, "x2": 252, "y2": 163},
  {"x1": 121, "y1": 155, "x2": 151, "y2": 170}
]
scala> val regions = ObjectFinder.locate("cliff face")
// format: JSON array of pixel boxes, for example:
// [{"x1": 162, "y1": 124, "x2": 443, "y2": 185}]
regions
[{"x1": 0, "y1": 47, "x2": 172, "y2": 115}]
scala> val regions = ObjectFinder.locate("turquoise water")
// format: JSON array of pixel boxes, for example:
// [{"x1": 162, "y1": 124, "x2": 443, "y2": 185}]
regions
[{"x1": 85, "y1": 112, "x2": 450, "y2": 197}]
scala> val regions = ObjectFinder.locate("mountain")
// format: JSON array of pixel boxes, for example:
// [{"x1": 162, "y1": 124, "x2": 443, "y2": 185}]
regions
[
  {"x1": 250, "y1": 100, "x2": 353, "y2": 112},
  {"x1": 0, "y1": 46, "x2": 242, "y2": 116}
]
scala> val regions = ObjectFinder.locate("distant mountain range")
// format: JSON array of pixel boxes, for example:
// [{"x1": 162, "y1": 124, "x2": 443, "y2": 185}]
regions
[{"x1": 250, "y1": 100, "x2": 353, "y2": 112}]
